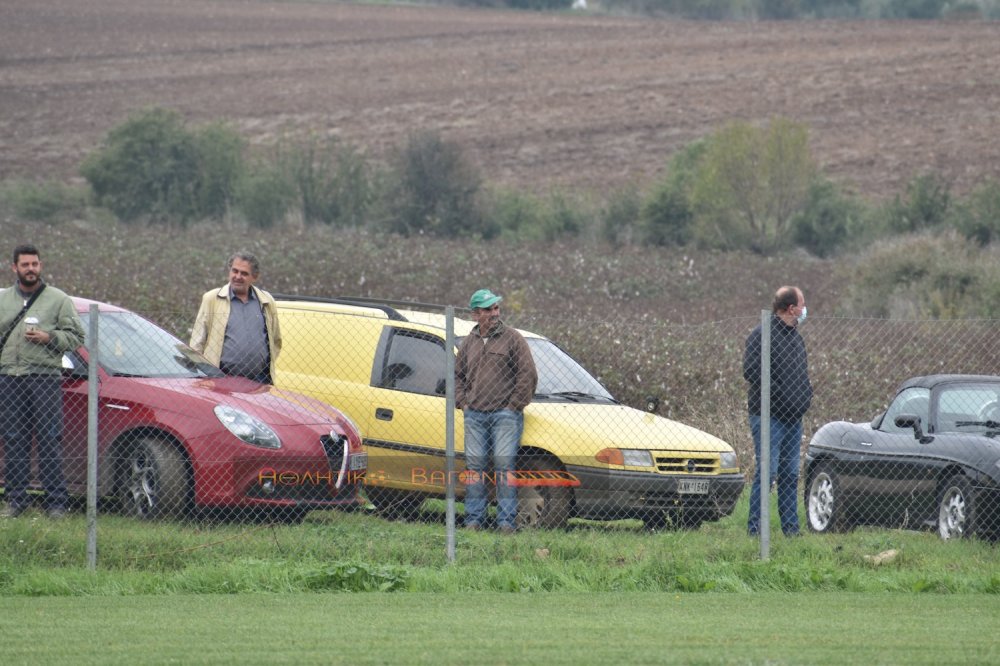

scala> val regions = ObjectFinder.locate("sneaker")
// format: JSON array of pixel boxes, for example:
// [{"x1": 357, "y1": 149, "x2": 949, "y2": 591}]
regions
[
  {"x1": 464, "y1": 522, "x2": 481, "y2": 531},
  {"x1": 2, "y1": 504, "x2": 28, "y2": 519},
  {"x1": 498, "y1": 525, "x2": 517, "y2": 535},
  {"x1": 47, "y1": 507, "x2": 68, "y2": 520}
]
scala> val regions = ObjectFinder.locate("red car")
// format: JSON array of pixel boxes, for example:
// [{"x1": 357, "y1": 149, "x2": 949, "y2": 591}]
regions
[{"x1": 3, "y1": 297, "x2": 367, "y2": 522}]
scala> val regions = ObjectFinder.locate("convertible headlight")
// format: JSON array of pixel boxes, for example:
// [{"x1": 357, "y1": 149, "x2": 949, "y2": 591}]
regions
[
  {"x1": 214, "y1": 405, "x2": 282, "y2": 449},
  {"x1": 719, "y1": 451, "x2": 739, "y2": 470},
  {"x1": 596, "y1": 448, "x2": 653, "y2": 467}
]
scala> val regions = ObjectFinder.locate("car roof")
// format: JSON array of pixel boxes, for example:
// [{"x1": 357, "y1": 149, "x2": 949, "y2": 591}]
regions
[
  {"x1": 70, "y1": 295, "x2": 126, "y2": 313},
  {"x1": 898, "y1": 374, "x2": 1000, "y2": 391},
  {"x1": 274, "y1": 295, "x2": 544, "y2": 340}
]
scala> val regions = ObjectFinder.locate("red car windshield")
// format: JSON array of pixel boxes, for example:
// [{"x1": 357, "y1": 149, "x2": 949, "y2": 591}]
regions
[{"x1": 79, "y1": 311, "x2": 223, "y2": 379}]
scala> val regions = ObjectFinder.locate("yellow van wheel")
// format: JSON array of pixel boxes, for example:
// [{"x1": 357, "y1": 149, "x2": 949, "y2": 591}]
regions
[{"x1": 516, "y1": 454, "x2": 572, "y2": 530}]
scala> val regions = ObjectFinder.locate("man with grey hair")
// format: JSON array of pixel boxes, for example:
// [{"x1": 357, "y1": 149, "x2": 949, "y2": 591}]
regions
[{"x1": 190, "y1": 252, "x2": 282, "y2": 383}]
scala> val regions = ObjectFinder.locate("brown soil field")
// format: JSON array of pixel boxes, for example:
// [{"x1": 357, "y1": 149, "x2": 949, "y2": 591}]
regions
[{"x1": 2, "y1": 0, "x2": 999, "y2": 199}]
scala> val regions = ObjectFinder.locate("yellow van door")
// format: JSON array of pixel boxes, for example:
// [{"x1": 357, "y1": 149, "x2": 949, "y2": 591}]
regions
[{"x1": 363, "y1": 326, "x2": 463, "y2": 496}]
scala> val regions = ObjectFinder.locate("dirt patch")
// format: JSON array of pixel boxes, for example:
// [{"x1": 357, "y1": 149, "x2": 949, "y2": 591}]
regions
[{"x1": 2, "y1": 0, "x2": 999, "y2": 199}]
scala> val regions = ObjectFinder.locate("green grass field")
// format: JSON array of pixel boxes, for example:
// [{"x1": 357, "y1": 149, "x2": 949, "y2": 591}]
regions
[{"x1": 4, "y1": 592, "x2": 999, "y2": 664}]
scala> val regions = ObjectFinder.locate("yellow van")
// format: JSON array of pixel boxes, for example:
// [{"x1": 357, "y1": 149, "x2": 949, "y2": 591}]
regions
[{"x1": 273, "y1": 296, "x2": 744, "y2": 530}]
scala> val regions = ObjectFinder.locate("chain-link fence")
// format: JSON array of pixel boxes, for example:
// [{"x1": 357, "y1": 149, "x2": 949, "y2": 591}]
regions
[{"x1": 3, "y1": 296, "x2": 1000, "y2": 567}]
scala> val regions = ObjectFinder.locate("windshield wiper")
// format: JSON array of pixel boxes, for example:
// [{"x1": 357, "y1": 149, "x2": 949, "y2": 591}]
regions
[
  {"x1": 955, "y1": 420, "x2": 1000, "y2": 429},
  {"x1": 536, "y1": 391, "x2": 617, "y2": 403}
]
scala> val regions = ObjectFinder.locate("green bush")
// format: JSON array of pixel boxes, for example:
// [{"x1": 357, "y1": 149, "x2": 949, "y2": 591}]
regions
[
  {"x1": 279, "y1": 135, "x2": 375, "y2": 227},
  {"x1": 81, "y1": 108, "x2": 200, "y2": 223},
  {"x1": 690, "y1": 118, "x2": 817, "y2": 254},
  {"x1": 952, "y1": 179, "x2": 1000, "y2": 246},
  {"x1": 192, "y1": 122, "x2": 245, "y2": 220},
  {"x1": 383, "y1": 130, "x2": 489, "y2": 238},
  {"x1": 883, "y1": 172, "x2": 952, "y2": 235},
  {"x1": 0, "y1": 179, "x2": 87, "y2": 223},
  {"x1": 838, "y1": 232, "x2": 1000, "y2": 319},
  {"x1": 600, "y1": 185, "x2": 643, "y2": 247},
  {"x1": 790, "y1": 179, "x2": 863, "y2": 257},
  {"x1": 640, "y1": 141, "x2": 705, "y2": 247},
  {"x1": 235, "y1": 160, "x2": 295, "y2": 229},
  {"x1": 757, "y1": 0, "x2": 801, "y2": 18},
  {"x1": 81, "y1": 108, "x2": 244, "y2": 225},
  {"x1": 490, "y1": 188, "x2": 588, "y2": 242},
  {"x1": 885, "y1": 0, "x2": 944, "y2": 16}
]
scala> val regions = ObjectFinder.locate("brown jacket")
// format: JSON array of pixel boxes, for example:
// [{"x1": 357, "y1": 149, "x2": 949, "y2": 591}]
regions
[{"x1": 456, "y1": 321, "x2": 537, "y2": 412}]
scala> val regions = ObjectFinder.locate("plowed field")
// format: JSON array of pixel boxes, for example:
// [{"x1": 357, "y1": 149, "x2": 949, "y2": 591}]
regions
[{"x1": 2, "y1": 0, "x2": 999, "y2": 198}]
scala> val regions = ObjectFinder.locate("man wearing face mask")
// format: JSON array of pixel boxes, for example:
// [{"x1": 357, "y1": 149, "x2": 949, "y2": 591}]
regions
[{"x1": 743, "y1": 285, "x2": 812, "y2": 537}]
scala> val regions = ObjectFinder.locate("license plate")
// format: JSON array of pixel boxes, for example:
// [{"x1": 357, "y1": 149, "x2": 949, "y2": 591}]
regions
[
  {"x1": 349, "y1": 453, "x2": 368, "y2": 471},
  {"x1": 678, "y1": 479, "x2": 709, "y2": 494}
]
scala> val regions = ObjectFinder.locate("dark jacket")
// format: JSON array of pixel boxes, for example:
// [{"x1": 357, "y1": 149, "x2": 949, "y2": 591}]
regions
[
  {"x1": 743, "y1": 314, "x2": 812, "y2": 422},
  {"x1": 456, "y1": 321, "x2": 538, "y2": 412}
]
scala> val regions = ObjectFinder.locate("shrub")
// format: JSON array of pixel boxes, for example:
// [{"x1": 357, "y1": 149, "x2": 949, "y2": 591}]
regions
[
  {"x1": 490, "y1": 188, "x2": 588, "y2": 242},
  {"x1": 690, "y1": 118, "x2": 818, "y2": 254},
  {"x1": 0, "y1": 179, "x2": 87, "y2": 223},
  {"x1": 952, "y1": 179, "x2": 1000, "y2": 246},
  {"x1": 80, "y1": 108, "x2": 201, "y2": 223},
  {"x1": 883, "y1": 172, "x2": 952, "y2": 235},
  {"x1": 81, "y1": 108, "x2": 245, "y2": 225},
  {"x1": 757, "y1": 0, "x2": 801, "y2": 18},
  {"x1": 192, "y1": 122, "x2": 245, "y2": 220},
  {"x1": 279, "y1": 135, "x2": 375, "y2": 227},
  {"x1": 235, "y1": 160, "x2": 295, "y2": 229},
  {"x1": 600, "y1": 184, "x2": 643, "y2": 247},
  {"x1": 640, "y1": 141, "x2": 705, "y2": 247},
  {"x1": 383, "y1": 130, "x2": 488, "y2": 238},
  {"x1": 885, "y1": 0, "x2": 945, "y2": 16},
  {"x1": 837, "y1": 232, "x2": 1000, "y2": 319},
  {"x1": 790, "y1": 179, "x2": 863, "y2": 257}
]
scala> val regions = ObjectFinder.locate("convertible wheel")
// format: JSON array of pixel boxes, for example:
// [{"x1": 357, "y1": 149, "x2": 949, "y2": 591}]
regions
[
  {"x1": 516, "y1": 455, "x2": 572, "y2": 530},
  {"x1": 124, "y1": 437, "x2": 189, "y2": 520},
  {"x1": 806, "y1": 463, "x2": 845, "y2": 533},
  {"x1": 937, "y1": 475, "x2": 976, "y2": 540},
  {"x1": 367, "y1": 487, "x2": 424, "y2": 521}
]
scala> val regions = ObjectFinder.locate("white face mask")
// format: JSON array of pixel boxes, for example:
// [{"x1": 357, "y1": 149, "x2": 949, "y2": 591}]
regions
[{"x1": 797, "y1": 306, "x2": 808, "y2": 325}]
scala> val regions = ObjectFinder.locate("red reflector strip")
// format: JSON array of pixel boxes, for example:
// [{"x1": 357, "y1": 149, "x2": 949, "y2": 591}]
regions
[{"x1": 506, "y1": 470, "x2": 581, "y2": 488}]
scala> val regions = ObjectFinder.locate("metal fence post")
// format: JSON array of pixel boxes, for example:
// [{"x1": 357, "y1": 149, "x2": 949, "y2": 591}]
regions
[
  {"x1": 759, "y1": 309, "x2": 771, "y2": 561},
  {"x1": 86, "y1": 303, "x2": 99, "y2": 571},
  {"x1": 445, "y1": 306, "x2": 456, "y2": 564}
]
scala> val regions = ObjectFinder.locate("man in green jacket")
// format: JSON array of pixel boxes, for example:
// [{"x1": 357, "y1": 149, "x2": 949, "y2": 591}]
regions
[{"x1": 1, "y1": 244, "x2": 85, "y2": 519}]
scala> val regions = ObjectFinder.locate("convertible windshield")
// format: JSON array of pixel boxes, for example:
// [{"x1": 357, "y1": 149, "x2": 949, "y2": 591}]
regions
[
  {"x1": 80, "y1": 311, "x2": 223, "y2": 378},
  {"x1": 527, "y1": 338, "x2": 615, "y2": 401},
  {"x1": 937, "y1": 384, "x2": 1000, "y2": 433}
]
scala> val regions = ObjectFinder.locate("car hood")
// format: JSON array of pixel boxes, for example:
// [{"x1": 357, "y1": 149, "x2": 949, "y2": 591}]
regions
[
  {"x1": 524, "y1": 402, "x2": 733, "y2": 453},
  {"x1": 107, "y1": 376, "x2": 344, "y2": 427}
]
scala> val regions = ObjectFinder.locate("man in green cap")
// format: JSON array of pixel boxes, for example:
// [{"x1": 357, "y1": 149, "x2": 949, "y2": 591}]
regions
[{"x1": 455, "y1": 289, "x2": 538, "y2": 532}]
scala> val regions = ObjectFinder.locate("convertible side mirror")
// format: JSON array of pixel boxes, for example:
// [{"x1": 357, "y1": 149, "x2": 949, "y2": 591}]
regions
[{"x1": 894, "y1": 413, "x2": 934, "y2": 444}]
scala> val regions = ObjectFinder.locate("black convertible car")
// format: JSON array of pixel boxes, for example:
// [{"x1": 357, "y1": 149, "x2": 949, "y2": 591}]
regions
[{"x1": 804, "y1": 375, "x2": 1000, "y2": 540}]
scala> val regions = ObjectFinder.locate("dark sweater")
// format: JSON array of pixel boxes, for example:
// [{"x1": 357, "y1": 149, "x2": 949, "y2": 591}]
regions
[{"x1": 743, "y1": 314, "x2": 812, "y2": 422}]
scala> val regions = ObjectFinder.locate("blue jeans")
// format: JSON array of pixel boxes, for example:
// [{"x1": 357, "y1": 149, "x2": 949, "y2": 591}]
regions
[
  {"x1": 747, "y1": 414, "x2": 802, "y2": 535},
  {"x1": 0, "y1": 375, "x2": 69, "y2": 510},
  {"x1": 463, "y1": 409, "x2": 522, "y2": 528}
]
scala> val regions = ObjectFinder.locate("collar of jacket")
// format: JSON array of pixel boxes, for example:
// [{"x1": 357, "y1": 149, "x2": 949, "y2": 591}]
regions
[{"x1": 473, "y1": 320, "x2": 506, "y2": 340}]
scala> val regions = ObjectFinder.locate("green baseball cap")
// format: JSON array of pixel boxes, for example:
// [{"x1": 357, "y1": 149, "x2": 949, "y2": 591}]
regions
[{"x1": 469, "y1": 288, "x2": 502, "y2": 310}]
